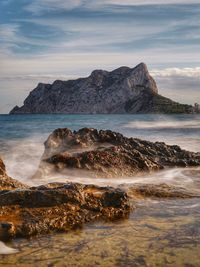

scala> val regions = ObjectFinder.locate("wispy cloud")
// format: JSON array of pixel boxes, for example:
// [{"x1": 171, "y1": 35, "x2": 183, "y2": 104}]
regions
[
  {"x1": 1, "y1": 0, "x2": 200, "y2": 56},
  {"x1": 102, "y1": 0, "x2": 200, "y2": 6},
  {"x1": 151, "y1": 67, "x2": 200, "y2": 104},
  {"x1": 25, "y1": 0, "x2": 200, "y2": 14},
  {"x1": 151, "y1": 67, "x2": 200, "y2": 78},
  {"x1": 25, "y1": 0, "x2": 83, "y2": 14},
  {"x1": 0, "y1": 0, "x2": 199, "y2": 113},
  {"x1": 0, "y1": 23, "x2": 19, "y2": 50}
]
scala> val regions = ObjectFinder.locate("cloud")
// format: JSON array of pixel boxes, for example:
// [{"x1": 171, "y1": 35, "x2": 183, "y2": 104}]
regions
[
  {"x1": 1, "y1": 0, "x2": 200, "y2": 57},
  {"x1": 25, "y1": 0, "x2": 84, "y2": 14},
  {"x1": 0, "y1": 24, "x2": 19, "y2": 45},
  {"x1": 150, "y1": 68, "x2": 200, "y2": 104},
  {"x1": 102, "y1": 0, "x2": 200, "y2": 6},
  {"x1": 24, "y1": 0, "x2": 200, "y2": 14},
  {"x1": 0, "y1": 0, "x2": 199, "y2": 113},
  {"x1": 0, "y1": 53, "x2": 199, "y2": 113},
  {"x1": 151, "y1": 67, "x2": 200, "y2": 78}
]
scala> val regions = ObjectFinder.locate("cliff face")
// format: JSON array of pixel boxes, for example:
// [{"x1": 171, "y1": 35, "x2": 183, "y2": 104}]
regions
[{"x1": 10, "y1": 63, "x2": 193, "y2": 114}]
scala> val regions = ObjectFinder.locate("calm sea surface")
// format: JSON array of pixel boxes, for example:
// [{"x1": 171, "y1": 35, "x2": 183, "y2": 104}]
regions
[{"x1": 0, "y1": 114, "x2": 200, "y2": 266}]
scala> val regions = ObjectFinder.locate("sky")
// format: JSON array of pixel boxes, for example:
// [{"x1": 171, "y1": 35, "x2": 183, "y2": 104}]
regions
[{"x1": 0, "y1": 0, "x2": 200, "y2": 113}]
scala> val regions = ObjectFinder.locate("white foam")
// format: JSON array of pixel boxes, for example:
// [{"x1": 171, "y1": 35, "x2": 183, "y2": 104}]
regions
[
  {"x1": 2, "y1": 134, "x2": 45, "y2": 185},
  {"x1": 124, "y1": 119, "x2": 200, "y2": 130},
  {"x1": 33, "y1": 167, "x2": 200, "y2": 191},
  {"x1": 1, "y1": 118, "x2": 199, "y2": 185},
  {"x1": 0, "y1": 241, "x2": 18, "y2": 255}
]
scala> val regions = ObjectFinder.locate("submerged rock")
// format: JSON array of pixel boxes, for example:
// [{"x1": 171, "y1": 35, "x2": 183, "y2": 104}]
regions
[
  {"x1": 123, "y1": 183, "x2": 200, "y2": 199},
  {"x1": 34, "y1": 128, "x2": 200, "y2": 179}
]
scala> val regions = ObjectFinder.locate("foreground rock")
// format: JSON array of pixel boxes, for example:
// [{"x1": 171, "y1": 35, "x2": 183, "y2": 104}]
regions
[
  {"x1": 0, "y1": 178, "x2": 130, "y2": 239},
  {"x1": 0, "y1": 155, "x2": 199, "y2": 240},
  {"x1": 0, "y1": 157, "x2": 27, "y2": 190},
  {"x1": 10, "y1": 63, "x2": 194, "y2": 114},
  {"x1": 0, "y1": 180, "x2": 199, "y2": 240},
  {"x1": 34, "y1": 128, "x2": 200, "y2": 179}
]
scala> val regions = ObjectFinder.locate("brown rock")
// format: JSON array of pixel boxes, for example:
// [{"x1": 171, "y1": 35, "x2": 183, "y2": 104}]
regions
[
  {"x1": 122, "y1": 183, "x2": 200, "y2": 199},
  {"x1": 0, "y1": 157, "x2": 6, "y2": 176},
  {"x1": 34, "y1": 128, "x2": 200, "y2": 179},
  {"x1": 0, "y1": 156, "x2": 27, "y2": 190},
  {"x1": 0, "y1": 182, "x2": 130, "y2": 239}
]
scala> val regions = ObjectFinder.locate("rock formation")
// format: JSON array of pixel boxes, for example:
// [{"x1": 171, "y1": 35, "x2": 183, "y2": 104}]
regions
[
  {"x1": 34, "y1": 128, "x2": 200, "y2": 179},
  {"x1": 0, "y1": 156, "x2": 199, "y2": 239},
  {"x1": 0, "y1": 182, "x2": 130, "y2": 239},
  {"x1": 10, "y1": 63, "x2": 193, "y2": 114}
]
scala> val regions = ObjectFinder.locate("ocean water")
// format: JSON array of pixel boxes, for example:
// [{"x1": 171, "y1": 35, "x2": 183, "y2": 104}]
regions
[
  {"x1": 0, "y1": 114, "x2": 200, "y2": 266},
  {"x1": 0, "y1": 114, "x2": 199, "y2": 184}
]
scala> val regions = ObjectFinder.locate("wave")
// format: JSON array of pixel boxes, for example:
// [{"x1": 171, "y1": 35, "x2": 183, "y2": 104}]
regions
[
  {"x1": 1, "y1": 135, "x2": 45, "y2": 185},
  {"x1": 34, "y1": 167, "x2": 200, "y2": 193},
  {"x1": 123, "y1": 119, "x2": 200, "y2": 130},
  {"x1": 1, "y1": 131, "x2": 199, "y2": 188}
]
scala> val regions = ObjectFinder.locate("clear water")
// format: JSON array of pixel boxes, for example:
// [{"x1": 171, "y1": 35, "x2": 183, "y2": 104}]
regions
[{"x1": 0, "y1": 114, "x2": 200, "y2": 266}]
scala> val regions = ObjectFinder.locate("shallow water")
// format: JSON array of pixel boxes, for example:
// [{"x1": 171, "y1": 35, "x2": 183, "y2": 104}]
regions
[
  {"x1": 0, "y1": 114, "x2": 200, "y2": 265},
  {"x1": 1, "y1": 198, "x2": 200, "y2": 266}
]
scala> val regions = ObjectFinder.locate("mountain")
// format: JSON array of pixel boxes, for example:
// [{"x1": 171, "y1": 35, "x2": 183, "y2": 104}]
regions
[{"x1": 10, "y1": 63, "x2": 194, "y2": 114}]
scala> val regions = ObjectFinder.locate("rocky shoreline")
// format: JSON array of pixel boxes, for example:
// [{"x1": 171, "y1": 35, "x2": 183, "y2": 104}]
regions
[
  {"x1": 35, "y1": 127, "x2": 200, "y2": 179},
  {"x1": 0, "y1": 128, "x2": 200, "y2": 240}
]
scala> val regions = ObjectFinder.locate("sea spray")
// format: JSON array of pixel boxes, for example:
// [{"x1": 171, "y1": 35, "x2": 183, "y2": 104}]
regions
[{"x1": 0, "y1": 114, "x2": 199, "y2": 183}]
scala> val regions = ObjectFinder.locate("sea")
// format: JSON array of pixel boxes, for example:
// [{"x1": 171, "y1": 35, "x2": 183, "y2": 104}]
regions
[{"x1": 0, "y1": 114, "x2": 200, "y2": 266}]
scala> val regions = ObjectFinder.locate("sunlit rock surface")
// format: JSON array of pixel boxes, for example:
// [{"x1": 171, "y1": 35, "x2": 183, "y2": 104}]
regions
[{"x1": 0, "y1": 181, "x2": 130, "y2": 239}]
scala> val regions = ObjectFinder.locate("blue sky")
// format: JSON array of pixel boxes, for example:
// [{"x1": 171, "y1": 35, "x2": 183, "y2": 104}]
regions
[{"x1": 0, "y1": 0, "x2": 200, "y2": 113}]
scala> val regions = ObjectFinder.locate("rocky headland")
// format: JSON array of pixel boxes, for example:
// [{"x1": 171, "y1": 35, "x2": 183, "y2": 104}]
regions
[
  {"x1": 0, "y1": 128, "x2": 200, "y2": 240},
  {"x1": 10, "y1": 63, "x2": 194, "y2": 114}
]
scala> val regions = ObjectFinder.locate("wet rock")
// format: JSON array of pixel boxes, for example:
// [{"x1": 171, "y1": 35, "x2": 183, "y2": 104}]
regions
[
  {"x1": 0, "y1": 182, "x2": 130, "y2": 239},
  {"x1": 0, "y1": 149, "x2": 199, "y2": 240},
  {"x1": 0, "y1": 158, "x2": 5, "y2": 176},
  {"x1": 0, "y1": 156, "x2": 27, "y2": 190},
  {"x1": 122, "y1": 183, "x2": 200, "y2": 199},
  {"x1": 34, "y1": 128, "x2": 200, "y2": 179}
]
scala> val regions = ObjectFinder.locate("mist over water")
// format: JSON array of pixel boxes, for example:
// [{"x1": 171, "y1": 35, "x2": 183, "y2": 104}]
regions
[{"x1": 0, "y1": 114, "x2": 199, "y2": 185}]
